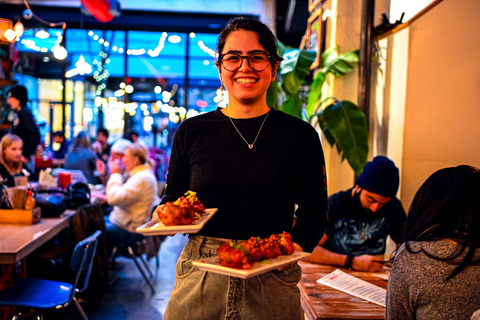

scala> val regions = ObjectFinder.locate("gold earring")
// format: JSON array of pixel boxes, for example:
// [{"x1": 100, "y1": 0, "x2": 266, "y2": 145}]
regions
[{"x1": 219, "y1": 83, "x2": 225, "y2": 101}]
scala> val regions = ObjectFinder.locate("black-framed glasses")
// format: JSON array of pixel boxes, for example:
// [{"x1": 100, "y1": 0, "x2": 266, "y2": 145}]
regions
[{"x1": 219, "y1": 52, "x2": 272, "y2": 72}]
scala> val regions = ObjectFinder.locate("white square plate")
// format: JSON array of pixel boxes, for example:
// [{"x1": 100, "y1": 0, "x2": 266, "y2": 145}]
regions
[
  {"x1": 192, "y1": 251, "x2": 311, "y2": 279},
  {"x1": 136, "y1": 208, "x2": 218, "y2": 235}
]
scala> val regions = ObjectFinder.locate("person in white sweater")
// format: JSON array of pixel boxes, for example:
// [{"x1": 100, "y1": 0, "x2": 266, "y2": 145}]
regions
[{"x1": 105, "y1": 143, "x2": 160, "y2": 247}]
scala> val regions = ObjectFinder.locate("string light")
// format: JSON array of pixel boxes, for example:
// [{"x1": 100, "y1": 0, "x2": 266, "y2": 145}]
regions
[{"x1": 197, "y1": 40, "x2": 216, "y2": 58}]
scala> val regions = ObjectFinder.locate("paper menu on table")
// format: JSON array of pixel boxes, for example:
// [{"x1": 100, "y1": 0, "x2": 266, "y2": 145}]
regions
[{"x1": 316, "y1": 269, "x2": 386, "y2": 307}]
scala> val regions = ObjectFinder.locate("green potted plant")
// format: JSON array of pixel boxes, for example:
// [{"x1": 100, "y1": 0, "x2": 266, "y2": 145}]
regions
[{"x1": 267, "y1": 43, "x2": 368, "y2": 175}]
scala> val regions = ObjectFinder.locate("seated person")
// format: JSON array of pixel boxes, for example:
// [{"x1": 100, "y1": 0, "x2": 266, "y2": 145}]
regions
[
  {"x1": 0, "y1": 134, "x2": 30, "y2": 187},
  {"x1": 127, "y1": 130, "x2": 147, "y2": 147},
  {"x1": 51, "y1": 130, "x2": 70, "y2": 159},
  {"x1": 305, "y1": 156, "x2": 406, "y2": 271},
  {"x1": 105, "y1": 143, "x2": 160, "y2": 249},
  {"x1": 386, "y1": 165, "x2": 480, "y2": 320},
  {"x1": 92, "y1": 127, "x2": 111, "y2": 163},
  {"x1": 64, "y1": 132, "x2": 98, "y2": 184},
  {"x1": 96, "y1": 138, "x2": 132, "y2": 186}
]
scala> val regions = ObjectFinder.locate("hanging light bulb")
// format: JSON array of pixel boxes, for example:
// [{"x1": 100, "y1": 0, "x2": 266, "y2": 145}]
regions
[
  {"x1": 75, "y1": 55, "x2": 92, "y2": 75},
  {"x1": 13, "y1": 21, "x2": 24, "y2": 38}
]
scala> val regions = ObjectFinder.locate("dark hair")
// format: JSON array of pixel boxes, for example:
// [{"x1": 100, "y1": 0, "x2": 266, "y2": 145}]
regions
[
  {"x1": 7, "y1": 85, "x2": 28, "y2": 107},
  {"x1": 52, "y1": 130, "x2": 65, "y2": 138},
  {"x1": 73, "y1": 132, "x2": 91, "y2": 149},
  {"x1": 97, "y1": 127, "x2": 109, "y2": 139},
  {"x1": 216, "y1": 16, "x2": 282, "y2": 64},
  {"x1": 402, "y1": 165, "x2": 480, "y2": 279}
]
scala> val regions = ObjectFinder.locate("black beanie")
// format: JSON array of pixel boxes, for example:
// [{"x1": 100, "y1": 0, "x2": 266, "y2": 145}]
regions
[
  {"x1": 7, "y1": 85, "x2": 28, "y2": 107},
  {"x1": 355, "y1": 156, "x2": 400, "y2": 198}
]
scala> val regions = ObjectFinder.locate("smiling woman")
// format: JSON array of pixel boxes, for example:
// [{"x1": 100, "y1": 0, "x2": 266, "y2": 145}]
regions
[{"x1": 161, "y1": 16, "x2": 329, "y2": 320}]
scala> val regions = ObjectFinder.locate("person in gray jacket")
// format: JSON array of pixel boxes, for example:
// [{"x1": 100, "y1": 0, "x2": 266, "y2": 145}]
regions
[
  {"x1": 64, "y1": 132, "x2": 98, "y2": 184},
  {"x1": 386, "y1": 165, "x2": 480, "y2": 320}
]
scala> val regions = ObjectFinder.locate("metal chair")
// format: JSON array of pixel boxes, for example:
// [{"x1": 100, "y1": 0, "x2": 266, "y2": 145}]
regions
[
  {"x1": 109, "y1": 236, "x2": 158, "y2": 295},
  {"x1": 0, "y1": 230, "x2": 102, "y2": 320}
]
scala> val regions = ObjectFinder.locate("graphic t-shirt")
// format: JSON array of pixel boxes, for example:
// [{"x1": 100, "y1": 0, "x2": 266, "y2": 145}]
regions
[{"x1": 323, "y1": 188, "x2": 406, "y2": 256}]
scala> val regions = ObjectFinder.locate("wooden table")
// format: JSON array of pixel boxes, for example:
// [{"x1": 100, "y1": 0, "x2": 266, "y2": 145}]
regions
[
  {"x1": 0, "y1": 210, "x2": 76, "y2": 264},
  {"x1": 298, "y1": 261, "x2": 388, "y2": 320}
]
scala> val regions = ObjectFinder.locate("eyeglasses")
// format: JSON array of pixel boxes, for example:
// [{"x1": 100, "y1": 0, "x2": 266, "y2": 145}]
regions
[{"x1": 219, "y1": 52, "x2": 272, "y2": 72}]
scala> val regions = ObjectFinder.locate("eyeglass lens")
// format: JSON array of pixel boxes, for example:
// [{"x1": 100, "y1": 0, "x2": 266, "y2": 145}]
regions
[{"x1": 221, "y1": 53, "x2": 270, "y2": 71}]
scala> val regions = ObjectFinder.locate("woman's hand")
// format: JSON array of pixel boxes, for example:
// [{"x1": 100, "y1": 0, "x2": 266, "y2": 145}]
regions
[{"x1": 109, "y1": 159, "x2": 122, "y2": 174}]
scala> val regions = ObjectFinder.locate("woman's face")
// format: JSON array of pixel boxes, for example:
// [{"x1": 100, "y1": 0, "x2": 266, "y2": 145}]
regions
[
  {"x1": 4, "y1": 141, "x2": 23, "y2": 163},
  {"x1": 216, "y1": 30, "x2": 277, "y2": 106},
  {"x1": 122, "y1": 148, "x2": 140, "y2": 172}
]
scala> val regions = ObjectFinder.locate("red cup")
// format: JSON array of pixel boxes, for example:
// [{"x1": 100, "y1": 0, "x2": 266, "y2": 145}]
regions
[{"x1": 58, "y1": 172, "x2": 72, "y2": 190}]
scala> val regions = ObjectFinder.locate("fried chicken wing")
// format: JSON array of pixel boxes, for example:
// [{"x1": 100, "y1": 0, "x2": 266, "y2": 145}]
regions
[
  {"x1": 274, "y1": 231, "x2": 295, "y2": 255},
  {"x1": 218, "y1": 232, "x2": 296, "y2": 269},
  {"x1": 157, "y1": 202, "x2": 193, "y2": 226},
  {"x1": 155, "y1": 190, "x2": 205, "y2": 226},
  {"x1": 218, "y1": 241, "x2": 254, "y2": 269}
]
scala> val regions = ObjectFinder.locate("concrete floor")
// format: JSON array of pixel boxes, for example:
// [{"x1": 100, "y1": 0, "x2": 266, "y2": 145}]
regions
[{"x1": 45, "y1": 234, "x2": 188, "y2": 320}]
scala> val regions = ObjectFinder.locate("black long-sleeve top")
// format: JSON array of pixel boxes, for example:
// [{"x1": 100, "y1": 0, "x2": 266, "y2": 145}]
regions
[
  {"x1": 11, "y1": 108, "x2": 41, "y2": 158},
  {"x1": 162, "y1": 108, "x2": 328, "y2": 252}
]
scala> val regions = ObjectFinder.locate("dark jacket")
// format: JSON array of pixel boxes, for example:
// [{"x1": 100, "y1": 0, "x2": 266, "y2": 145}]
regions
[
  {"x1": 52, "y1": 139, "x2": 71, "y2": 159},
  {"x1": 11, "y1": 108, "x2": 41, "y2": 158},
  {"x1": 0, "y1": 162, "x2": 30, "y2": 187}
]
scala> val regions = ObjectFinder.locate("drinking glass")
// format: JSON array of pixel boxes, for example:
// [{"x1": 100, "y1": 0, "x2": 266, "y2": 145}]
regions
[{"x1": 58, "y1": 172, "x2": 72, "y2": 190}]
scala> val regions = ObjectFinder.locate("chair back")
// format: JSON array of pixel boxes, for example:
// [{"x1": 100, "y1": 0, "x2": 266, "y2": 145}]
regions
[{"x1": 68, "y1": 230, "x2": 101, "y2": 303}]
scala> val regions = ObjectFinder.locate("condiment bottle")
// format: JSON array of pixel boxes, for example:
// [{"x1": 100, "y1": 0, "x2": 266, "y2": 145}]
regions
[{"x1": 24, "y1": 190, "x2": 35, "y2": 210}]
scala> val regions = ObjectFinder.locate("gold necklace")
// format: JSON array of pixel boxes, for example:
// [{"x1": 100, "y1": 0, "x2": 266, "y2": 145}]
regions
[{"x1": 225, "y1": 108, "x2": 270, "y2": 149}]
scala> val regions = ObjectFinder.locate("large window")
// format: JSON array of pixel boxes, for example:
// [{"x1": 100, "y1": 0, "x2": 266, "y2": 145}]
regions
[{"x1": 12, "y1": 28, "x2": 222, "y2": 149}]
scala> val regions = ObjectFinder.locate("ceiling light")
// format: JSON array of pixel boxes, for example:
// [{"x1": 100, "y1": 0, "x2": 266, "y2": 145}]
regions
[
  {"x1": 13, "y1": 21, "x2": 24, "y2": 38},
  {"x1": 75, "y1": 55, "x2": 92, "y2": 75}
]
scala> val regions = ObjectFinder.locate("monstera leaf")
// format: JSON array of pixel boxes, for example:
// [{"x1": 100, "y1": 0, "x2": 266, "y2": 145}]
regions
[
  {"x1": 315, "y1": 99, "x2": 368, "y2": 175},
  {"x1": 267, "y1": 42, "x2": 368, "y2": 175},
  {"x1": 279, "y1": 48, "x2": 316, "y2": 97},
  {"x1": 321, "y1": 47, "x2": 359, "y2": 76},
  {"x1": 267, "y1": 44, "x2": 316, "y2": 115},
  {"x1": 306, "y1": 48, "x2": 360, "y2": 120}
]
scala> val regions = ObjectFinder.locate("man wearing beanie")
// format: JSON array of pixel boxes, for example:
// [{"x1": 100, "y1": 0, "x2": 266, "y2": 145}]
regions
[
  {"x1": 7, "y1": 85, "x2": 41, "y2": 163},
  {"x1": 305, "y1": 156, "x2": 406, "y2": 272}
]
